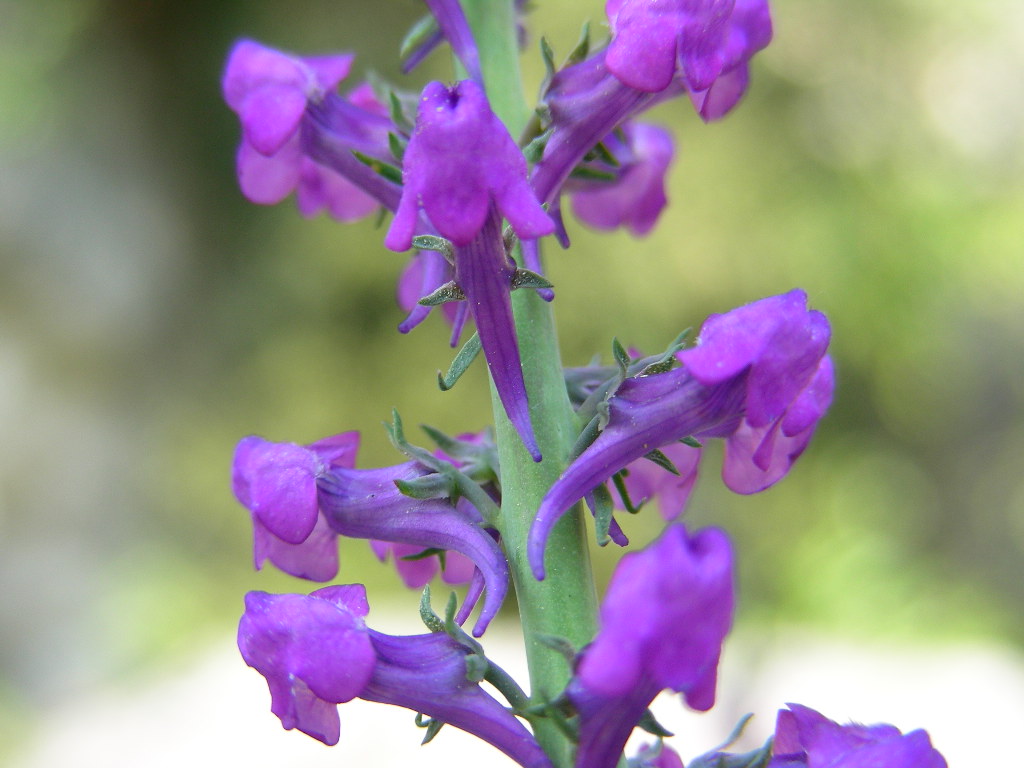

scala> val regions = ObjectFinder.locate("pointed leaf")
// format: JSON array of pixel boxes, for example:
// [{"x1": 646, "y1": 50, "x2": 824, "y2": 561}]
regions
[
  {"x1": 437, "y1": 331, "x2": 482, "y2": 391},
  {"x1": 418, "y1": 280, "x2": 466, "y2": 306}
]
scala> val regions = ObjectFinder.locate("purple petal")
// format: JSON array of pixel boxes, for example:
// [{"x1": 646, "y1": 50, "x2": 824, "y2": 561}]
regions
[
  {"x1": 236, "y1": 138, "x2": 302, "y2": 205},
  {"x1": 233, "y1": 437, "x2": 321, "y2": 544},
  {"x1": 454, "y1": 214, "x2": 541, "y2": 461},
  {"x1": 241, "y1": 85, "x2": 308, "y2": 155},
  {"x1": 253, "y1": 514, "x2": 339, "y2": 581}
]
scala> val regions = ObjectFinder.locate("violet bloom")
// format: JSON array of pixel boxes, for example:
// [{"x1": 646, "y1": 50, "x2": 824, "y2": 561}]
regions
[
  {"x1": 232, "y1": 432, "x2": 359, "y2": 581},
  {"x1": 569, "y1": 122, "x2": 675, "y2": 236},
  {"x1": 238, "y1": 586, "x2": 553, "y2": 768},
  {"x1": 568, "y1": 525, "x2": 734, "y2": 768},
  {"x1": 386, "y1": 80, "x2": 554, "y2": 461},
  {"x1": 605, "y1": 0, "x2": 773, "y2": 119},
  {"x1": 232, "y1": 435, "x2": 507, "y2": 635},
  {"x1": 222, "y1": 40, "x2": 394, "y2": 219},
  {"x1": 768, "y1": 704, "x2": 948, "y2": 768},
  {"x1": 530, "y1": 290, "x2": 832, "y2": 579}
]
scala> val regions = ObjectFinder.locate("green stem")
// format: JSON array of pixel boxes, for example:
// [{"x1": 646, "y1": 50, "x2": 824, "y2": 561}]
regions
[{"x1": 460, "y1": 3, "x2": 599, "y2": 766}]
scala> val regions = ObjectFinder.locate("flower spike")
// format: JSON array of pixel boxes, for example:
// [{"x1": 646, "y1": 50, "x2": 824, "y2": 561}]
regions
[{"x1": 529, "y1": 290, "x2": 832, "y2": 579}]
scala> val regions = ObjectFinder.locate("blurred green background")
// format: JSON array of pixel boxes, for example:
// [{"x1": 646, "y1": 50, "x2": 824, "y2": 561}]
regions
[{"x1": 1, "y1": 0, "x2": 1022, "y2": 761}]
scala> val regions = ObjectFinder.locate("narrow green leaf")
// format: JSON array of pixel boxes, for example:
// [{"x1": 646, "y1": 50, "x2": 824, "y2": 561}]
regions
[
  {"x1": 388, "y1": 131, "x2": 406, "y2": 163},
  {"x1": 438, "y1": 332, "x2": 482, "y2": 391},
  {"x1": 566, "y1": 20, "x2": 591, "y2": 65},
  {"x1": 511, "y1": 268, "x2": 554, "y2": 291},
  {"x1": 394, "y1": 474, "x2": 453, "y2": 499},
  {"x1": 643, "y1": 448, "x2": 680, "y2": 475},
  {"x1": 399, "y1": 14, "x2": 439, "y2": 60},
  {"x1": 611, "y1": 337, "x2": 630, "y2": 374},
  {"x1": 418, "y1": 280, "x2": 466, "y2": 306},
  {"x1": 419, "y1": 585, "x2": 445, "y2": 633},
  {"x1": 591, "y1": 484, "x2": 615, "y2": 547},
  {"x1": 350, "y1": 149, "x2": 403, "y2": 184}
]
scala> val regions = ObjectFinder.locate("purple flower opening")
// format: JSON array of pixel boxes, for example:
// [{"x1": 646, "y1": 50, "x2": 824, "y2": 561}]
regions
[
  {"x1": 232, "y1": 432, "x2": 360, "y2": 582},
  {"x1": 385, "y1": 79, "x2": 553, "y2": 250},
  {"x1": 529, "y1": 290, "x2": 832, "y2": 579},
  {"x1": 568, "y1": 525, "x2": 734, "y2": 768},
  {"x1": 239, "y1": 586, "x2": 553, "y2": 767},
  {"x1": 769, "y1": 704, "x2": 948, "y2": 768}
]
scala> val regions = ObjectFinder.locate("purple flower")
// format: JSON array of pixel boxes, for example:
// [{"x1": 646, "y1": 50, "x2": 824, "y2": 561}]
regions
[
  {"x1": 222, "y1": 40, "x2": 405, "y2": 213},
  {"x1": 385, "y1": 79, "x2": 552, "y2": 250},
  {"x1": 232, "y1": 434, "x2": 508, "y2": 635},
  {"x1": 768, "y1": 704, "x2": 948, "y2": 768},
  {"x1": 386, "y1": 80, "x2": 553, "y2": 460},
  {"x1": 569, "y1": 122, "x2": 675, "y2": 236},
  {"x1": 568, "y1": 525, "x2": 734, "y2": 768},
  {"x1": 604, "y1": 0, "x2": 772, "y2": 118},
  {"x1": 222, "y1": 40, "x2": 391, "y2": 220},
  {"x1": 238, "y1": 586, "x2": 553, "y2": 768},
  {"x1": 232, "y1": 432, "x2": 360, "y2": 581},
  {"x1": 530, "y1": 290, "x2": 832, "y2": 579}
]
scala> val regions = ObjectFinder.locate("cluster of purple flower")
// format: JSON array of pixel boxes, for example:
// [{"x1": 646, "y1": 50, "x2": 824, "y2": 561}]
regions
[{"x1": 223, "y1": 2, "x2": 948, "y2": 766}]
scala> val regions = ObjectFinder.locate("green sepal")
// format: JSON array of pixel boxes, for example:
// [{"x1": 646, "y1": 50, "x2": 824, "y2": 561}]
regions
[
  {"x1": 465, "y1": 654, "x2": 488, "y2": 684},
  {"x1": 399, "y1": 13, "x2": 440, "y2": 63},
  {"x1": 680, "y1": 435, "x2": 703, "y2": 448},
  {"x1": 411, "y1": 234, "x2": 455, "y2": 263},
  {"x1": 566, "y1": 20, "x2": 591, "y2": 65},
  {"x1": 586, "y1": 140, "x2": 619, "y2": 167},
  {"x1": 611, "y1": 470, "x2": 643, "y2": 514},
  {"x1": 512, "y1": 268, "x2": 554, "y2": 291},
  {"x1": 400, "y1": 547, "x2": 446, "y2": 562},
  {"x1": 638, "y1": 328, "x2": 691, "y2": 376},
  {"x1": 386, "y1": 411, "x2": 501, "y2": 525},
  {"x1": 568, "y1": 413, "x2": 602, "y2": 463},
  {"x1": 611, "y1": 337, "x2": 631, "y2": 376},
  {"x1": 569, "y1": 165, "x2": 617, "y2": 182},
  {"x1": 522, "y1": 127, "x2": 552, "y2": 163},
  {"x1": 643, "y1": 448, "x2": 680, "y2": 475},
  {"x1": 418, "y1": 280, "x2": 466, "y2": 306},
  {"x1": 539, "y1": 36, "x2": 556, "y2": 81},
  {"x1": 534, "y1": 634, "x2": 578, "y2": 667},
  {"x1": 388, "y1": 90, "x2": 415, "y2": 134},
  {"x1": 438, "y1": 332, "x2": 482, "y2": 391},
  {"x1": 388, "y1": 131, "x2": 406, "y2": 163},
  {"x1": 419, "y1": 585, "x2": 446, "y2": 633},
  {"x1": 591, "y1": 483, "x2": 615, "y2": 546},
  {"x1": 350, "y1": 149, "x2": 403, "y2": 184},
  {"x1": 637, "y1": 709, "x2": 674, "y2": 738},
  {"x1": 394, "y1": 474, "x2": 454, "y2": 500},
  {"x1": 414, "y1": 713, "x2": 445, "y2": 744},
  {"x1": 687, "y1": 741, "x2": 773, "y2": 768}
]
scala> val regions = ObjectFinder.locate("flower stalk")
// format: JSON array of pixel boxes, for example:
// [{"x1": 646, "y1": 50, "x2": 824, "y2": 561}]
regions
[{"x1": 462, "y1": 2, "x2": 599, "y2": 764}]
